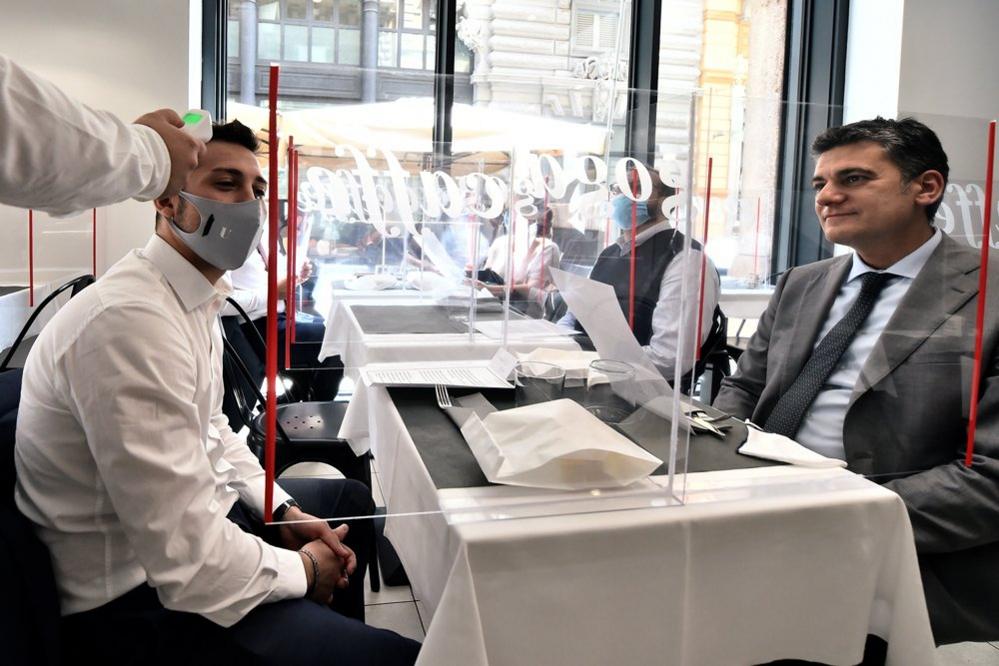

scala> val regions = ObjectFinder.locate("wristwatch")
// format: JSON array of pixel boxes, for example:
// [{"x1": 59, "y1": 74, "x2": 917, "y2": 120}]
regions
[{"x1": 273, "y1": 498, "x2": 300, "y2": 522}]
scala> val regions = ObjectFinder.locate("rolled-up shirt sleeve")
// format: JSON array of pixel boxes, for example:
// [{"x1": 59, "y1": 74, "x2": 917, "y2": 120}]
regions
[
  {"x1": 65, "y1": 304, "x2": 305, "y2": 627},
  {"x1": 0, "y1": 53, "x2": 169, "y2": 216}
]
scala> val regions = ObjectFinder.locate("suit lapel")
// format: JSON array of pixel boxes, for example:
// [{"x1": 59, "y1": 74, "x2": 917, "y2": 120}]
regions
[
  {"x1": 850, "y1": 235, "x2": 980, "y2": 407},
  {"x1": 778, "y1": 255, "x2": 853, "y2": 394}
]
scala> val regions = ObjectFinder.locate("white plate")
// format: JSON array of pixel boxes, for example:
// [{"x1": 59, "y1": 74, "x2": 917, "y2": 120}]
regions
[{"x1": 343, "y1": 274, "x2": 399, "y2": 291}]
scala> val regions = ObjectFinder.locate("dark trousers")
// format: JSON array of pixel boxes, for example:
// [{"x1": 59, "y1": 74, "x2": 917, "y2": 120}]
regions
[
  {"x1": 61, "y1": 478, "x2": 420, "y2": 666},
  {"x1": 244, "y1": 314, "x2": 344, "y2": 402}
]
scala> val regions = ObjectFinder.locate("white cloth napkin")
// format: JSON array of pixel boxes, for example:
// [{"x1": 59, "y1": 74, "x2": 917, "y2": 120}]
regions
[
  {"x1": 738, "y1": 422, "x2": 848, "y2": 468},
  {"x1": 515, "y1": 348, "x2": 600, "y2": 381},
  {"x1": 459, "y1": 399, "x2": 663, "y2": 490}
]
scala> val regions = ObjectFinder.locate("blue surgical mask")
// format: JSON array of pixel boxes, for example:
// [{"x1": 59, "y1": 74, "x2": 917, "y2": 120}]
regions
[
  {"x1": 172, "y1": 191, "x2": 266, "y2": 270},
  {"x1": 611, "y1": 195, "x2": 650, "y2": 229}
]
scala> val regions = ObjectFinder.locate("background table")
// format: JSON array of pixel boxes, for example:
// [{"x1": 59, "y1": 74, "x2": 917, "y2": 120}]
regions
[
  {"x1": 318, "y1": 298, "x2": 580, "y2": 373},
  {"x1": 338, "y1": 381, "x2": 935, "y2": 666}
]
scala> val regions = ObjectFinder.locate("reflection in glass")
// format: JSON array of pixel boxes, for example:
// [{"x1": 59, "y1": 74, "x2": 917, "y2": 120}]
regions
[
  {"x1": 338, "y1": 28, "x2": 361, "y2": 66},
  {"x1": 284, "y1": 24, "x2": 310, "y2": 61},
  {"x1": 257, "y1": 22, "x2": 281, "y2": 60},
  {"x1": 455, "y1": 39, "x2": 472, "y2": 74},
  {"x1": 311, "y1": 26, "x2": 336, "y2": 63}
]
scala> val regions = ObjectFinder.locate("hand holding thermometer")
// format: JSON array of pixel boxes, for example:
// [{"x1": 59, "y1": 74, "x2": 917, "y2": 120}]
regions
[{"x1": 181, "y1": 109, "x2": 213, "y2": 142}]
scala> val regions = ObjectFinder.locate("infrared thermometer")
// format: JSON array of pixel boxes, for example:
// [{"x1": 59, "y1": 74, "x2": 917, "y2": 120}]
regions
[{"x1": 182, "y1": 109, "x2": 213, "y2": 142}]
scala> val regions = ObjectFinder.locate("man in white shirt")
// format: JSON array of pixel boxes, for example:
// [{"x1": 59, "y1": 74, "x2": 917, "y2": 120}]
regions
[
  {"x1": 560, "y1": 168, "x2": 721, "y2": 382},
  {"x1": 0, "y1": 53, "x2": 203, "y2": 215},
  {"x1": 14, "y1": 120, "x2": 420, "y2": 664},
  {"x1": 714, "y1": 117, "x2": 999, "y2": 645}
]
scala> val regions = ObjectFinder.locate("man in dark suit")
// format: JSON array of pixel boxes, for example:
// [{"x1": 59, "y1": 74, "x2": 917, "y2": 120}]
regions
[{"x1": 714, "y1": 117, "x2": 999, "y2": 645}]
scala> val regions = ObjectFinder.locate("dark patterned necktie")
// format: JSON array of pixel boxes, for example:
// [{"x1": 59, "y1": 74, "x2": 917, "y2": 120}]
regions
[{"x1": 763, "y1": 271, "x2": 896, "y2": 438}]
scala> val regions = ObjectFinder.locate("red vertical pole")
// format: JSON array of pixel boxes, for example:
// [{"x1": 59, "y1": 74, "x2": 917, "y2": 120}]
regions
[
  {"x1": 966, "y1": 120, "x2": 996, "y2": 468},
  {"x1": 264, "y1": 64, "x2": 280, "y2": 522},
  {"x1": 289, "y1": 146, "x2": 298, "y2": 344},
  {"x1": 28, "y1": 210, "x2": 34, "y2": 307},
  {"x1": 695, "y1": 157, "x2": 713, "y2": 361},
  {"x1": 92, "y1": 208, "x2": 97, "y2": 276},
  {"x1": 628, "y1": 170, "x2": 638, "y2": 331}
]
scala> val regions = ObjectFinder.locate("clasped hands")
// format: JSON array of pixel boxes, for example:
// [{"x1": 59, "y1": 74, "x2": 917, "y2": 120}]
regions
[{"x1": 278, "y1": 506, "x2": 356, "y2": 604}]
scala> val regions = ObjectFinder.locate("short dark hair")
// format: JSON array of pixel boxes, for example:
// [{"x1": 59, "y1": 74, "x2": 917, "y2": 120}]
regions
[
  {"x1": 811, "y1": 117, "x2": 949, "y2": 221},
  {"x1": 211, "y1": 119, "x2": 259, "y2": 153}
]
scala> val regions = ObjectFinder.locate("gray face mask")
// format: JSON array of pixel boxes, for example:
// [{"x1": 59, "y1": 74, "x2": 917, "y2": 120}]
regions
[{"x1": 171, "y1": 191, "x2": 266, "y2": 270}]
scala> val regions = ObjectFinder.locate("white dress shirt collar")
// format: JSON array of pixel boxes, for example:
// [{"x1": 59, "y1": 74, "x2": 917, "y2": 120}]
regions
[
  {"x1": 846, "y1": 227, "x2": 942, "y2": 283},
  {"x1": 616, "y1": 219, "x2": 672, "y2": 254},
  {"x1": 140, "y1": 234, "x2": 232, "y2": 312}
]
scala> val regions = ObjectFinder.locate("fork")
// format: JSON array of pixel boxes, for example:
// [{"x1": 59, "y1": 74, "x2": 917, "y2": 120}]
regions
[{"x1": 435, "y1": 384, "x2": 453, "y2": 408}]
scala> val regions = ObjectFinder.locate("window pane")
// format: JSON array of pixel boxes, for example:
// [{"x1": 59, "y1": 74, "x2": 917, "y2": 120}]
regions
[
  {"x1": 313, "y1": 0, "x2": 335, "y2": 22},
  {"x1": 311, "y1": 26, "x2": 336, "y2": 62},
  {"x1": 338, "y1": 28, "x2": 361, "y2": 65},
  {"x1": 403, "y1": 0, "x2": 422, "y2": 29},
  {"x1": 379, "y1": 0, "x2": 397, "y2": 28},
  {"x1": 286, "y1": 0, "x2": 308, "y2": 20},
  {"x1": 258, "y1": 0, "x2": 280, "y2": 21},
  {"x1": 284, "y1": 24, "x2": 309, "y2": 61},
  {"x1": 258, "y1": 22, "x2": 281, "y2": 60},
  {"x1": 378, "y1": 31, "x2": 397, "y2": 67},
  {"x1": 339, "y1": 0, "x2": 360, "y2": 26},
  {"x1": 425, "y1": 35, "x2": 434, "y2": 70},
  {"x1": 455, "y1": 39, "x2": 472, "y2": 74},
  {"x1": 227, "y1": 20, "x2": 240, "y2": 59},
  {"x1": 230, "y1": 0, "x2": 243, "y2": 12},
  {"x1": 400, "y1": 33, "x2": 424, "y2": 69}
]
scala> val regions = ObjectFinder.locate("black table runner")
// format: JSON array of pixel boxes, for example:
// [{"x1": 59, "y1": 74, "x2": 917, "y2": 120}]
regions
[
  {"x1": 388, "y1": 386, "x2": 776, "y2": 490},
  {"x1": 351, "y1": 303, "x2": 520, "y2": 335}
]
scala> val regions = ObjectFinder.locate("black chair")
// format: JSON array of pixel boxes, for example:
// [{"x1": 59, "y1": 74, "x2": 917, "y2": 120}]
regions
[
  {"x1": 693, "y1": 306, "x2": 731, "y2": 403},
  {"x1": 220, "y1": 299, "x2": 382, "y2": 591},
  {"x1": 1, "y1": 274, "x2": 95, "y2": 666}
]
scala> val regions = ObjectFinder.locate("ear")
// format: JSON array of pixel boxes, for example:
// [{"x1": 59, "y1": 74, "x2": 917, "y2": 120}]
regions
[
  {"x1": 154, "y1": 194, "x2": 180, "y2": 222},
  {"x1": 912, "y1": 170, "x2": 946, "y2": 209}
]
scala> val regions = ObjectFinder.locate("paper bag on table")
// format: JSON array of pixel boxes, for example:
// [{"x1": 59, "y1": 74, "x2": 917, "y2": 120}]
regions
[{"x1": 459, "y1": 399, "x2": 662, "y2": 490}]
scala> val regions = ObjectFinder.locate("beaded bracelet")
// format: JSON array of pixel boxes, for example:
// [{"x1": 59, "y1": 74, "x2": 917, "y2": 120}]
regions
[{"x1": 301, "y1": 548, "x2": 320, "y2": 597}]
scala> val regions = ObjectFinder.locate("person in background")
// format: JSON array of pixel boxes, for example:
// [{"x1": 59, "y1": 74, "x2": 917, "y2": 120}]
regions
[
  {"x1": 224, "y1": 211, "x2": 344, "y2": 403},
  {"x1": 14, "y1": 120, "x2": 420, "y2": 664},
  {"x1": 479, "y1": 208, "x2": 562, "y2": 316},
  {"x1": 560, "y1": 168, "x2": 721, "y2": 380},
  {"x1": 0, "y1": 53, "x2": 203, "y2": 215}
]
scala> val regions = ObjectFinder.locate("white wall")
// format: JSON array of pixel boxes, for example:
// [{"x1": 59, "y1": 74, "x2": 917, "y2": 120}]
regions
[
  {"x1": 0, "y1": 0, "x2": 199, "y2": 283},
  {"x1": 842, "y1": 0, "x2": 999, "y2": 249}
]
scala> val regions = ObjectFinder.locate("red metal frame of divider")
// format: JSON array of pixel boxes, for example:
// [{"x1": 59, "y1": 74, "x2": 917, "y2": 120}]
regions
[
  {"x1": 264, "y1": 64, "x2": 280, "y2": 522},
  {"x1": 290, "y1": 145, "x2": 299, "y2": 344},
  {"x1": 966, "y1": 119, "x2": 996, "y2": 468}
]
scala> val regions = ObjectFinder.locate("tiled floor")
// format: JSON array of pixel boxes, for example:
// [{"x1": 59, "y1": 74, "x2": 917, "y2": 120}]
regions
[{"x1": 284, "y1": 463, "x2": 999, "y2": 662}]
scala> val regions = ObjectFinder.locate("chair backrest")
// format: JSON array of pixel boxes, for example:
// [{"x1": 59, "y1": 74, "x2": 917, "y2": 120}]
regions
[{"x1": 1, "y1": 274, "x2": 95, "y2": 372}]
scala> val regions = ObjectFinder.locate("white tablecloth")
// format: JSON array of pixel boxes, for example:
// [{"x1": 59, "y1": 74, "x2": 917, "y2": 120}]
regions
[
  {"x1": 340, "y1": 382, "x2": 936, "y2": 666},
  {"x1": 319, "y1": 297, "x2": 580, "y2": 373},
  {"x1": 719, "y1": 287, "x2": 774, "y2": 320}
]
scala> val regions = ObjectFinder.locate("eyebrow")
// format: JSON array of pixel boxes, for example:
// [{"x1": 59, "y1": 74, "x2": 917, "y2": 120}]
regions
[
  {"x1": 811, "y1": 167, "x2": 877, "y2": 186},
  {"x1": 210, "y1": 167, "x2": 267, "y2": 188}
]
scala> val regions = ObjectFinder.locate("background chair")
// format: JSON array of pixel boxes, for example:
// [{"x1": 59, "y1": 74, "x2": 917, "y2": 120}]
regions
[
  {"x1": 1, "y1": 273, "x2": 95, "y2": 666},
  {"x1": 220, "y1": 301, "x2": 383, "y2": 591}
]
